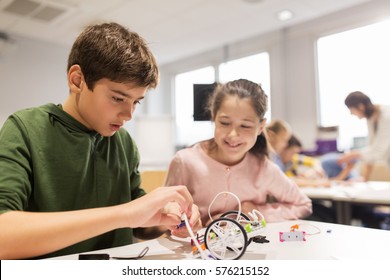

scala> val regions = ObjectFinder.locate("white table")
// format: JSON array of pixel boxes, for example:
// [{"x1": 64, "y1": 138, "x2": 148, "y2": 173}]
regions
[
  {"x1": 49, "y1": 220, "x2": 390, "y2": 260},
  {"x1": 301, "y1": 181, "x2": 390, "y2": 224}
]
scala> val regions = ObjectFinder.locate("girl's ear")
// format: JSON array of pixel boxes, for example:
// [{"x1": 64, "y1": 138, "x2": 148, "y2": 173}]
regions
[
  {"x1": 258, "y1": 118, "x2": 267, "y2": 135},
  {"x1": 210, "y1": 112, "x2": 215, "y2": 121},
  {"x1": 68, "y1": 65, "x2": 84, "y2": 94}
]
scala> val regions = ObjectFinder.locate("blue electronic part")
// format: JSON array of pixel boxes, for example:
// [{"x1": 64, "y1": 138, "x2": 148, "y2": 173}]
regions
[{"x1": 176, "y1": 220, "x2": 186, "y2": 229}]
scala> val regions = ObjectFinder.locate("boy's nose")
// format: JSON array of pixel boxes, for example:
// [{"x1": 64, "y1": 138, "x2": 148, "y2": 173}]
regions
[{"x1": 120, "y1": 107, "x2": 133, "y2": 122}]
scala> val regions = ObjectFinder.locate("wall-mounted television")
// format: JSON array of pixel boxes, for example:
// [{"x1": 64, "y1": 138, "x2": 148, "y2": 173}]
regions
[{"x1": 193, "y1": 83, "x2": 217, "y2": 121}]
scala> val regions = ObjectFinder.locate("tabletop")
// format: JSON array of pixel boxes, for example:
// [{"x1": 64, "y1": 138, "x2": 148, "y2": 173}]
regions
[
  {"x1": 49, "y1": 219, "x2": 390, "y2": 260},
  {"x1": 301, "y1": 181, "x2": 390, "y2": 204},
  {"x1": 301, "y1": 181, "x2": 390, "y2": 224}
]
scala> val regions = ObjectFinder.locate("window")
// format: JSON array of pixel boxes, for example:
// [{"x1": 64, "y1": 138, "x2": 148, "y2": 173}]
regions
[
  {"x1": 219, "y1": 52, "x2": 271, "y2": 120},
  {"x1": 175, "y1": 66, "x2": 215, "y2": 147},
  {"x1": 174, "y1": 52, "x2": 270, "y2": 147},
  {"x1": 317, "y1": 20, "x2": 390, "y2": 150}
]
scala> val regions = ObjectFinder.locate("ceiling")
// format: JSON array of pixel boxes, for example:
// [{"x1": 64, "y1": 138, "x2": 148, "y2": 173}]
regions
[{"x1": 0, "y1": 0, "x2": 371, "y2": 65}]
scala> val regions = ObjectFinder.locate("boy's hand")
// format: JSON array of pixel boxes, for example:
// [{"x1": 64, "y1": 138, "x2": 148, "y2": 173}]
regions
[
  {"x1": 123, "y1": 185, "x2": 202, "y2": 237},
  {"x1": 125, "y1": 185, "x2": 194, "y2": 228},
  {"x1": 169, "y1": 204, "x2": 202, "y2": 238}
]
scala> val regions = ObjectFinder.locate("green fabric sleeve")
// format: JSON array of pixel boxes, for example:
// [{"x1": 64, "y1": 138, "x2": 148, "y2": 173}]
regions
[{"x1": 0, "y1": 116, "x2": 32, "y2": 212}]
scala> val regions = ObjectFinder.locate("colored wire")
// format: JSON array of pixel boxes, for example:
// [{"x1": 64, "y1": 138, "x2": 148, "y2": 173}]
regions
[
  {"x1": 111, "y1": 246, "x2": 149, "y2": 259},
  {"x1": 182, "y1": 213, "x2": 207, "y2": 260},
  {"x1": 208, "y1": 191, "x2": 242, "y2": 222},
  {"x1": 292, "y1": 223, "x2": 321, "y2": 235},
  {"x1": 248, "y1": 209, "x2": 265, "y2": 222}
]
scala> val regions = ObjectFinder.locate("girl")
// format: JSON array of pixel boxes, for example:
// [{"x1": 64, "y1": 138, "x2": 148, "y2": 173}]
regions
[
  {"x1": 265, "y1": 119, "x2": 292, "y2": 171},
  {"x1": 165, "y1": 79, "x2": 312, "y2": 225}
]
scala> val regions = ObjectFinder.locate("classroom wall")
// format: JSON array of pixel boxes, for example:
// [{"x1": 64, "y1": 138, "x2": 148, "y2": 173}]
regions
[{"x1": 0, "y1": 35, "x2": 69, "y2": 125}]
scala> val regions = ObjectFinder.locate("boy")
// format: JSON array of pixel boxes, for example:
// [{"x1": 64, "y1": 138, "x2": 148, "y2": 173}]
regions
[
  {"x1": 281, "y1": 135, "x2": 327, "y2": 181},
  {"x1": 0, "y1": 22, "x2": 200, "y2": 259}
]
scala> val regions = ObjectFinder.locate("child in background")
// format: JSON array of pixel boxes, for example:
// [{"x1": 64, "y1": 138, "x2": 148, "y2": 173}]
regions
[
  {"x1": 265, "y1": 119, "x2": 292, "y2": 171},
  {"x1": 165, "y1": 79, "x2": 312, "y2": 226},
  {"x1": 280, "y1": 135, "x2": 330, "y2": 187},
  {"x1": 274, "y1": 132, "x2": 359, "y2": 186},
  {"x1": 320, "y1": 152, "x2": 360, "y2": 181},
  {"x1": 280, "y1": 134, "x2": 377, "y2": 226}
]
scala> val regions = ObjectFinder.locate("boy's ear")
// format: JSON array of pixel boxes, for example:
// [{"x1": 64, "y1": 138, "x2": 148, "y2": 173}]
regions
[{"x1": 68, "y1": 65, "x2": 84, "y2": 93}]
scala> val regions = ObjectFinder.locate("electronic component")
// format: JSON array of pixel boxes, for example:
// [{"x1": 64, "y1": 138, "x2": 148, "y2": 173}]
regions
[
  {"x1": 183, "y1": 191, "x2": 267, "y2": 260},
  {"x1": 279, "y1": 230, "x2": 306, "y2": 242}
]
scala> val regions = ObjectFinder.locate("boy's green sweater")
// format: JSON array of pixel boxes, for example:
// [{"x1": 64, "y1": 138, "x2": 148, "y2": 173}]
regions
[{"x1": 0, "y1": 103, "x2": 145, "y2": 258}]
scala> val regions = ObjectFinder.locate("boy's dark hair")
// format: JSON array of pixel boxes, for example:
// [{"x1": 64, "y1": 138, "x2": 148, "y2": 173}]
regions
[
  {"x1": 67, "y1": 22, "x2": 159, "y2": 90},
  {"x1": 287, "y1": 135, "x2": 302, "y2": 148},
  {"x1": 344, "y1": 91, "x2": 374, "y2": 118},
  {"x1": 207, "y1": 79, "x2": 269, "y2": 157}
]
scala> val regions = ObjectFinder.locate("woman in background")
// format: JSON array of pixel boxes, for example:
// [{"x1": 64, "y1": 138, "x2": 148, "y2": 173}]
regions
[{"x1": 338, "y1": 91, "x2": 390, "y2": 181}]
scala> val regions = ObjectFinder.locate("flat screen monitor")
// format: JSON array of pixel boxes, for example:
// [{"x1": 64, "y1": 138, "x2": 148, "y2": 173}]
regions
[{"x1": 193, "y1": 83, "x2": 217, "y2": 121}]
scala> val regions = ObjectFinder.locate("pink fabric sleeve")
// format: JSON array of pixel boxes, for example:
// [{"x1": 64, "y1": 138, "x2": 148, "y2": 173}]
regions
[
  {"x1": 164, "y1": 154, "x2": 184, "y2": 187},
  {"x1": 254, "y1": 160, "x2": 312, "y2": 222}
]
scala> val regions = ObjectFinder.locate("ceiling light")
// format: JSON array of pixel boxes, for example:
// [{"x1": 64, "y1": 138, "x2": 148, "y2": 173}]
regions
[
  {"x1": 242, "y1": 0, "x2": 264, "y2": 3},
  {"x1": 277, "y1": 10, "x2": 293, "y2": 21}
]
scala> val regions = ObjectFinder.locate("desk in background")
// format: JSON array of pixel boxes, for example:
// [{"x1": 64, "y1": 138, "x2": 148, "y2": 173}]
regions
[
  {"x1": 49, "y1": 220, "x2": 390, "y2": 260},
  {"x1": 301, "y1": 181, "x2": 390, "y2": 225}
]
